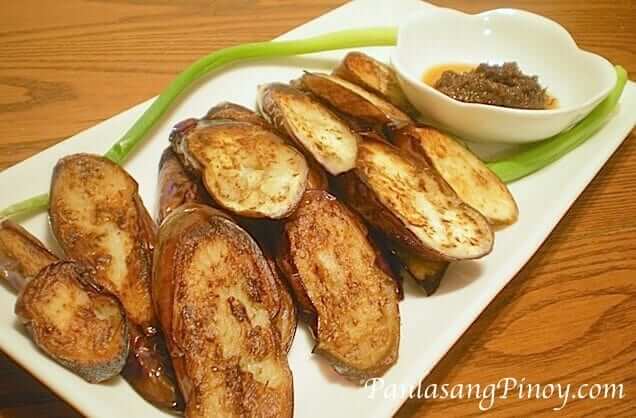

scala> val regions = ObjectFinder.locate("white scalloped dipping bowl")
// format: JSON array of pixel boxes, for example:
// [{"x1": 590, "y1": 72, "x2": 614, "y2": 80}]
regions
[{"x1": 392, "y1": 8, "x2": 616, "y2": 143}]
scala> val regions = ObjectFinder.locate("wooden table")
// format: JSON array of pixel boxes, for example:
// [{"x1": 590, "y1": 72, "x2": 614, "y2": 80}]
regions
[{"x1": 0, "y1": 1, "x2": 634, "y2": 416}]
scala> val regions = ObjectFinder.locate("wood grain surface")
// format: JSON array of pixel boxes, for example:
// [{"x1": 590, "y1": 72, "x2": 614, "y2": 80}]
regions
[{"x1": 0, "y1": 1, "x2": 634, "y2": 417}]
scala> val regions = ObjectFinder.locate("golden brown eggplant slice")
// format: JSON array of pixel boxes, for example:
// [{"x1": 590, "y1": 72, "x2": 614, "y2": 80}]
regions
[
  {"x1": 49, "y1": 153, "x2": 182, "y2": 410},
  {"x1": 338, "y1": 140, "x2": 493, "y2": 261},
  {"x1": 171, "y1": 119, "x2": 308, "y2": 219},
  {"x1": 205, "y1": 101, "x2": 329, "y2": 191},
  {"x1": 395, "y1": 126, "x2": 519, "y2": 227},
  {"x1": 154, "y1": 204, "x2": 293, "y2": 418},
  {"x1": 15, "y1": 261, "x2": 129, "y2": 383},
  {"x1": 258, "y1": 83, "x2": 359, "y2": 175},
  {"x1": 277, "y1": 191, "x2": 400, "y2": 381},
  {"x1": 333, "y1": 51, "x2": 418, "y2": 116},
  {"x1": 293, "y1": 72, "x2": 413, "y2": 130},
  {"x1": 50, "y1": 154, "x2": 156, "y2": 328},
  {"x1": 0, "y1": 220, "x2": 58, "y2": 290},
  {"x1": 158, "y1": 147, "x2": 210, "y2": 224}
]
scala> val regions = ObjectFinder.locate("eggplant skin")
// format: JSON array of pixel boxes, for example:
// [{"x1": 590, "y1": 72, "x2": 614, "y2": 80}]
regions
[
  {"x1": 337, "y1": 140, "x2": 493, "y2": 261},
  {"x1": 49, "y1": 153, "x2": 182, "y2": 410},
  {"x1": 276, "y1": 190, "x2": 400, "y2": 382},
  {"x1": 0, "y1": 220, "x2": 58, "y2": 291},
  {"x1": 15, "y1": 261, "x2": 129, "y2": 383},
  {"x1": 154, "y1": 204, "x2": 293, "y2": 418},
  {"x1": 158, "y1": 147, "x2": 210, "y2": 225},
  {"x1": 367, "y1": 230, "x2": 405, "y2": 301},
  {"x1": 122, "y1": 324, "x2": 185, "y2": 410}
]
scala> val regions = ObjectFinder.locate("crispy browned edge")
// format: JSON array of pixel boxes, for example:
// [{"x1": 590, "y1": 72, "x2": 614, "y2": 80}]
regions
[
  {"x1": 336, "y1": 140, "x2": 493, "y2": 261},
  {"x1": 205, "y1": 101, "x2": 329, "y2": 191},
  {"x1": 153, "y1": 203, "x2": 293, "y2": 417},
  {"x1": 0, "y1": 220, "x2": 58, "y2": 290},
  {"x1": 332, "y1": 51, "x2": 419, "y2": 117},
  {"x1": 276, "y1": 190, "x2": 400, "y2": 381},
  {"x1": 49, "y1": 153, "x2": 183, "y2": 410},
  {"x1": 15, "y1": 261, "x2": 129, "y2": 383},
  {"x1": 294, "y1": 72, "x2": 413, "y2": 130}
]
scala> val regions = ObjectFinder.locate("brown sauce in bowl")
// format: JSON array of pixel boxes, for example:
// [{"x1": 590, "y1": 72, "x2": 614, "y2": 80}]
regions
[{"x1": 423, "y1": 62, "x2": 557, "y2": 110}]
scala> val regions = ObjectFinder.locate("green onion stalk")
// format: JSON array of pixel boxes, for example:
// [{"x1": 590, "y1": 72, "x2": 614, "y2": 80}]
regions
[
  {"x1": 0, "y1": 27, "x2": 628, "y2": 219},
  {"x1": 486, "y1": 65, "x2": 628, "y2": 182}
]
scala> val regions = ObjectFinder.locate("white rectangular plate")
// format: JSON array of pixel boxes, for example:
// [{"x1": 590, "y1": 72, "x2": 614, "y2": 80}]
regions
[{"x1": 1, "y1": 1, "x2": 635, "y2": 417}]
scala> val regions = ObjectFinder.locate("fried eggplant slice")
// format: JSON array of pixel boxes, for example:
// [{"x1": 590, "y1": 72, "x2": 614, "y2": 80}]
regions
[
  {"x1": 392, "y1": 245, "x2": 449, "y2": 296},
  {"x1": 154, "y1": 204, "x2": 293, "y2": 418},
  {"x1": 258, "y1": 83, "x2": 359, "y2": 175},
  {"x1": 0, "y1": 220, "x2": 58, "y2": 290},
  {"x1": 49, "y1": 153, "x2": 182, "y2": 410},
  {"x1": 15, "y1": 261, "x2": 129, "y2": 383},
  {"x1": 333, "y1": 51, "x2": 418, "y2": 116},
  {"x1": 277, "y1": 191, "x2": 400, "y2": 381},
  {"x1": 158, "y1": 147, "x2": 210, "y2": 224},
  {"x1": 205, "y1": 101, "x2": 329, "y2": 191},
  {"x1": 338, "y1": 140, "x2": 493, "y2": 261},
  {"x1": 293, "y1": 72, "x2": 413, "y2": 130},
  {"x1": 50, "y1": 154, "x2": 156, "y2": 328},
  {"x1": 395, "y1": 127, "x2": 519, "y2": 227},
  {"x1": 171, "y1": 119, "x2": 308, "y2": 219}
]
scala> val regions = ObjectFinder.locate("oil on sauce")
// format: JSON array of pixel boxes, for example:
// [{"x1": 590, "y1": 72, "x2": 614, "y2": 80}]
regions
[
  {"x1": 422, "y1": 63, "x2": 475, "y2": 86},
  {"x1": 422, "y1": 63, "x2": 558, "y2": 110}
]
